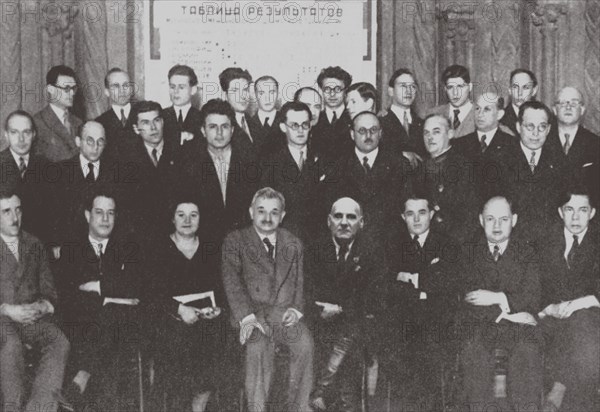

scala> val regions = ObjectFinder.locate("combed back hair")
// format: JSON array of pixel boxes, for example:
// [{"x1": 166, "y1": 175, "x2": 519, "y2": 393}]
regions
[
  {"x1": 219, "y1": 67, "x2": 252, "y2": 92},
  {"x1": 293, "y1": 87, "x2": 321, "y2": 103},
  {"x1": 517, "y1": 101, "x2": 553, "y2": 124},
  {"x1": 423, "y1": 113, "x2": 452, "y2": 129},
  {"x1": 351, "y1": 111, "x2": 380, "y2": 128},
  {"x1": 555, "y1": 87, "x2": 585, "y2": 106},
  {"x1": 330, "y1": 197, "x2": 363, "y2": 217},
  {"x1": 104, "y1": 67, "x2": 128, "y2": 88},
  {"x1": 279, "y1": 101, "x2": 312, "y2": 123},
  {"x1": 199, "y1": 98, "x2": 236, "y2": 126},
  {"x1": 168, "y1": 64, "x2": 199, "y2": 86},
  {"x1": 479, "y1": 194, "x2": 517, "y2": 215},
  {"x1": 251, "y1": 187, "x2": 286, "y2": 212},
  {"x1": 254, "y1": 75, "x2": 279, "y2": 92},
  {"x1": 46, "y1": 65, "x2": 77, "y2": 85},
  {"x1": 316, "y1": 66, "x2": 353, "y2": 89},
  {"x1": 346, "y1": 82, "x2": 378, "y2": 112},
  {"x1": 0, "y1": 187, "x2": 19, "y2": 202},
  {"x1": 441, "y1": 64, "x2": 470, "y2": 84},
  {"x1": 401, "y1": 189, "x2": 434, "y2": 213},
  {"x1": 510, "y1": 68, "x2": 538, "y2": 88},
  {"x1": 131, "y1": 101, "x2": 163, "y2": 123},
  {"x1": 388, "y1": 68, "x2": 416, "y2": 88},
  {"x1": 557, "y1": 183, "x2": 597, "y2": 209},
  {"x1": 4, "y1": 110, "x2": 37, "y2": 135},
  {"x1": 83, "y1": 186, "x2": 118, "y2": 212}
]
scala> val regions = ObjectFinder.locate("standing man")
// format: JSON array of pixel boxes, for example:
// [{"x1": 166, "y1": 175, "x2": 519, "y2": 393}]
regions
[
  {"x1": 0, "y1": 190, "x2": 70, "y2": 412},
  {"x1": 428, "y1": 65, "x2": 475, "y2": 139},
  {"x1": 162, "y1": 64, "x2": 203, "y2": 151},
  {"x1": 500, "y1": 69, "x2": 538, "y2": 137},
  {"x1": 248, "y1": 75, "x2": 281, "y2": 154},
  {"x1": 380, "y1": 68, "x2": 424, "y2": 155},
  {"x1": 33, "y1": 65, "x2": 82, "y2": 162},
  {"x1": 95, "y1": 67, "x2": 136, "y2": 157},
  {"x1": 222, "y1": 187, "x2": 314, "y2": 412},
  {"x1": 219, "y1": 67, "x2": 255, "y2": 150}
]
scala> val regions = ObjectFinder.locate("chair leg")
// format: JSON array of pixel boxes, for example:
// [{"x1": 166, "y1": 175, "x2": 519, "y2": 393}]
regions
[{"x1": 137, "y1": 350, "x2": 144, "y2": 412}]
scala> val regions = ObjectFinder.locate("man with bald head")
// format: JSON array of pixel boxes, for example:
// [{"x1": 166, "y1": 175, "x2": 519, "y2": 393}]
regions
[
  {"x1": 307, "y1": 197, "x2": 384, "y2": 412},
  {"x1": 458, "y1": 195, "x2": 542, "y2": 412},
  {"x1": 548, "y1": 87, "x2": 600, "y2": 173}
]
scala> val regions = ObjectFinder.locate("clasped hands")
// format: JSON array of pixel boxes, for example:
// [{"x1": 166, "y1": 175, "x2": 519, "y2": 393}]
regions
[
  {"x1": 0, "y1": 300, "x2": 53, "y2": 325},
  {"x1": 239, "y1": 308, "x2": 300, "y2": 345}
]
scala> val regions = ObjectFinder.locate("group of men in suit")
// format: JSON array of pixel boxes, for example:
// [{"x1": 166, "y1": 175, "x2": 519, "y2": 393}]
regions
[{"x1": 1, "y1": 60, "x2": 598, "y2": 412}]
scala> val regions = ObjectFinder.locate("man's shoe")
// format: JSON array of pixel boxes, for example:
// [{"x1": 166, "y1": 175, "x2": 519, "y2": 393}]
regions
[{"x1": 54, "y1": 382, "x2": 84, "y2": 412}]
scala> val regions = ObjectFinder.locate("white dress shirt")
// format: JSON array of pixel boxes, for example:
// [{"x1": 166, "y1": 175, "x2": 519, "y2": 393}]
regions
[
  {"x1": 332, "y1": 238, "x2": 355, "y2": 261},
  {"x1": 325, "y1": 106, "x2": 345, "y2": 123},
  {"x1": 355, "y1": 147, "x2": 379, "y2": 169},
  {"x1": 390, "y1": 104, "x2": 412, "y2": 126},
  {"x1": 111, "y1": 103, "x2": 131, "y2": 121},
  {"x1": 10, "y1": 150, "x2": 29, "y2": 169},
  {"x1": 288, "y1": 144, "x2": 307, "y2": 169},
  {"x1": 145, "y1": 140, "x2": 164, "y2": 163},
  {"x1": 558, "y1": 125, "x2": 579, "y2": 149},
  {"x1": 564, "y1": 227, "x2": 587, "y2": 260},
  {"x1": 1, "y1": 234, "x2": 19, "y2": 262},
  {"x1": 208, "y1": 145, "x2": 232, "y2": 204},
  {"x1": 258, "y1": 109, "x2": 277, "y2": 127},
  {"x1": 519, "y1": 142, "x2": 541, "y2": 167},
  {"x1": 477, "y1": 128, "x2": 497, "y2": 145},
  {"x1": 80, "y1": 154, "x2": 100, "y2": 180},
  {"x1": 449, "y1": 101, "x2": 473, "y2": 124},
  {"x1": 50, "y1": 104, "x2": 68, "y2": 126},
  {"x1": 89, "y1": 236, "x2": 109, "y2": 257},
  {"x1": 173, "y1": 103, "x2": 191, "y2": 122}
]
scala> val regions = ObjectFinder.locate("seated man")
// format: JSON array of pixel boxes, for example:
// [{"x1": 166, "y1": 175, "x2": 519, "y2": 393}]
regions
[
  {"x1": 308, "y1": 197, "x2": 384, "y2": 412},
  {"x1": 221, "y1": 187, "x2": 313, "y2": 412},
  {"x1": 458, "y1": 195, "x2": 541, "y2": 412},
  {"x1": 57, "y1": 188, "x2": 143, "y2": 411},
  {"x1": 539, "y1": 187, "x2": 599, "y2": 412},
  {"x1": 0, "y1": 189, "x2": 70, "y2": 412}
]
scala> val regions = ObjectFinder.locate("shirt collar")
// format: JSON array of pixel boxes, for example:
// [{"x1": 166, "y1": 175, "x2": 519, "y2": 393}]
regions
[
  {"x1": 355, "y1": 147, "x2": 379, "y2": 167},
  {"x1": 488, "y1": 239, "x2": 509, "y2": 255},
  {"x1": 258, "y1": 109, "x2": 277, "y2": 126},
  {"x1": 332, "y1": 237, "x2": 355, "y2": 256},
  {"x1": 410, "y1": 229, "x2": 429, "y2": 247},
  {"x1": 50, "y1": 103, "x2": 68, "y2": 123},
  {"x1": 207, "y1": 144, "x2": 232, "y2": 162},
  {"x1": 144, "y1": 140, "x2": 164, "y2": 159},
  {"x1": 79, "y1": 154, "x2": 100, "y2": 174},
  {"x1": 288, "y1": 143, "x2": 307, "y2": 162},
  {"x1": 390, "y1": 104, "x2": 412, "y2": 124},
  {"x1": 255, "y1": 228, "x2": 277, "y2": 246},
  {"x1": 325, "y1": 106, "x2": 345, "y2": 122},
  {"x1": 235, "y1": 112, "x2": 246, "y2": 126},
  {"x1": 564, "y1": 226, "x2": 588, "y2": 245},
  {"x1": 558, "y1": 125, "x2": 579, "y2": 144},
  {"x1": 0, "y1": 233, "x2": 19, "y2": 246},
  {"x1": 173, "y1": 103, "x2": 191, "y2": 121},
  {"x1": 88, "y1": 236, "x2": 109, "y2": 255},
  {"x1": 477, "y1": 128, "x2": 497, "y2": 143},
  {"x1": 512, "y1": 104, "x2": 520, "y2": 117},
  {"x1": 519, "y1": 141, "x2": 541, "y2": 164},
  {"x1": 449, "y1": 101, "x2": 473, "y2": 121},
  {"x1": 9, "y1": 150, "x2": 29, "y2": 167},
  {"x1": 111, "y1": 103, "x2": 131, "y2": 119}
]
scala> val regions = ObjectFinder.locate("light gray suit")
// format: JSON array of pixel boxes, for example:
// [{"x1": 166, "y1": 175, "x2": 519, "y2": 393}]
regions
[
  {"x1": 222, "y1": 226, "x2": 313, "y2": 411},
  {"x1": 0, "y1": 231, "x2": 69, "y2": 412},
  {"x1": 32, "y1": 105, "x2": 82, "y2": 162},
  {"x1": 427, "y1": 102, "x2": 476, "y2": 138}
]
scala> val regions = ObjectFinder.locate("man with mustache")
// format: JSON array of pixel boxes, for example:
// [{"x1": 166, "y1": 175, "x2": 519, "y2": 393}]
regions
[
  {"x1": 307, "y1": 197, "x2": 384, "y2": 412},
  {"x1": 221, "y1": 187, "x2": 314, "y2": 412},
  {"x1": 0, "y1": 189, "x2": 70, "y2": 412}
]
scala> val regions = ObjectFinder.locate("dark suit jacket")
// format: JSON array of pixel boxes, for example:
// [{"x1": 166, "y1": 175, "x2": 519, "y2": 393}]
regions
[
  {"x1": 546, "y1": 125, "x2": 599, "y2": 176},
  {"x1": 458, "y1": 234, "x2": 541, "y2": 323},
  {"x1": 180, "y1": 140, "x2": 257, "y2": 245},
  {"x1": 32, "y1": 105, "x2": 82, "y2": 162},
  {"x1": 161, "y1": 105, "x2": 204, "y2": 152},
  {"x1": 500, "y1": 104, "x2": 519, "y2": 137},
  {"x1": 232, "y1": 113, "x2": 257, "y2": 155},
  {"x1": 259, "y1": 145, "x2": 321, "y2": 240},
  {"x1": 0, "y1": 149, "x2": 53, "y2": 243},
  {"x1": 95, "y1": 105, "x2": 137, "y2": 159},
  {"x1": 379, "y1": 107, "x2": 425, "y2": 155},
  {"x1": 540, "y1": 225, "x2": 600, "y2": 307},
  {"x1": 247, "y1": 111, "x2": 283, "y2": 156},
  {"x1": 427, "y1": 103, "x2": 475, "y2": 138},
  {"x1": 221, "y1": 226, "x2": 304, "y2": 326},
  {"x1": 311, "y1": 110, "x2": 353, "y2": 164},
  {"x1": 0, "y1": 231, "x2": 56, "y2": 307}
]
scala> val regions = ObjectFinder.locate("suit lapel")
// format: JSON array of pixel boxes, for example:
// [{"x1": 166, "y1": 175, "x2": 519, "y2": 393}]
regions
[
  {"x1": 274, "y1": 230, "x2": 293, "y2": 287},
  {"x1": 41, "y1": 106, "x2": 77, "y2": 151}
]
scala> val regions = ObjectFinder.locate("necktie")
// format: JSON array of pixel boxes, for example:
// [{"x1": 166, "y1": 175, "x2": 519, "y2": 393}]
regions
[
  {"x1": 480, "y1": 135, "x2": 488, "y2": 152},
  {"x1": 413, "y1": 234, "x2": 423, "y2": 262},
  {"x1": 362, "y1": 156, "x2": 371, "y2": 174},
  {"x1": 563, "y1": 133, "x2": 571, "y2": 155},
  {"x1": 529, "y1": 151, "x2": 536, "y2": 173},
  {"x1": 403, "y1": 110, "x2": 410, "y2": 134},
  {"x1": 151, "y1": 148, "x2": 159, "y2": 167},
  {"x1": 240, "y1": 115, "x2": 253, "y2": 142},
  {"x1": 63, "y1": 111, "x2": 72, "y2": 135},
  {"x1": 263, "y1": 237, "x2": 275, "y2": 259},
  {"x1": 492, "y1": 244, "x2": 500, "y2": 262},
  {"x1": 86, "y1": 163, "x2": 95, "y2": 182},
  {"x1": 298, "y1": 150, "x2": 305, "y2": 171},
  {"x1": 338, "y1": 242, "x2": 349, "y2": 263},
  {"x1": 97, "y1": 243, "x2": 104, "y2": 274},
  {"x1": 263, "y1": 117, "x2": 270, "y2": 128},
  {"x1": 331, "y1": 111, "x2": 338, "y2": 124},
  {"x1": 178, "y1": 109, "x2": 183, "y2": 126},
  {"x1": 120, "y1": 108, "x2": 127, "y2": 127},
  {"x1": 567, "y1": 234, "x2": 579, "y2": 268},
  {"x1": 453, "y1": 109, "x2": 461, "y2": 130},
  {"x1": 18, "y1": 157, "x2": 26, "y2": 178},
  {"x1": 215, "y1": 155, "x2": 227, "y2": 205}
]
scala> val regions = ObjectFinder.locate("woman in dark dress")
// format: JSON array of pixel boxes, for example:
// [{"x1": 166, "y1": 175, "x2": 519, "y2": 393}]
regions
[{"x1": 147, "y1": 199, "x2": 226, "y2": 411}]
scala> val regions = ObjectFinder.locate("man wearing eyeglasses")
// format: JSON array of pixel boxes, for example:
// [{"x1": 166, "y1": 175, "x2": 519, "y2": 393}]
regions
[
  {"x1": 501, "y1": 101, "x2": 566, "y2": 242},
  {"x1": 324, "y1": 111, "x2": 411, "y2": 242},
  {"x1": 259, "y1": 101, "x2": 320, "y2": 241},
  {"x1": 500, "y1": 69, "x2": 539, "y2": 137},
  {"x1": 547, "y1": 87, "x2": 599, "y2": 174},
  {"x1": 312, "y1": 66, "x2": 354, "y2": 163},
  {"x1": 96, "y1": 67, "x2": 136, "y2": 158},
  {"x1": 33, "y1": 65, "x2": 83, "y2": 162}
]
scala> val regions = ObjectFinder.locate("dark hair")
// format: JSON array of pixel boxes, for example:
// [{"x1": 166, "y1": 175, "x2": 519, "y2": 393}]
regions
[
  {"x1": 441, "y1": 64, "x2": 470, "y2": 85},
  {"x1": 104, "y1": 67, "x2": 128, "y2": 88},
  {"x1": 293, "y1": 87, "x2": 321, "y2": 103},
  {"x1": 479, "y1": 194, "x2": 517, "y2": 215},
  {"x1": 316, "y1": 66, "x2": 352, "y2": 89},
  {"x1": 388, "y1": 68, "x2": 416, "y2": 88},
  {"x1": 254, "y1": 75, "x2": 279, "y2": 92},
  {"x1": 510, "y1": 69, "x2": 538, "y2": 88},
  {"x1": 131, "y1": 101, "x2": 163, "y2": 123},
  {"x1": 517, "y1": 101, "x2": 552, "y2": 125},
  {"x1": 346, "y1": 82, "x2": 378, "y2": 112},
  {"x1": 557, "y1": 184, "x2": 596, "y2": 210},
  {"x1": 401, "y1": 189, "x2": 434, "y2": 212},
  {"x1": 4, "y1": 110, "x2": 37, "y2": 135},
  {"x1": 199, "y1": 99, "x2": 236, "y2": 126},
  {"x1": 279, "y1": 101, "x2": 312, "y2": 123},
  {"x1": 168, "y1": 64, "x2": 199, "y2": 86},
  {"x1": 83, "y1": 186, "x2": 118, "y2": 212},
  {"x1": 0, "y1": 187, "x2": 19, "y2": 202},
  {"x1": 219, "y1": 67, "x2": 252, "y2": 92},
  {"x1": 423, "y1": 113, "x2": 452, "y2": 129},
  {"x1": 46, "y1": 65, "x2": 77, "y2": 85}
]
